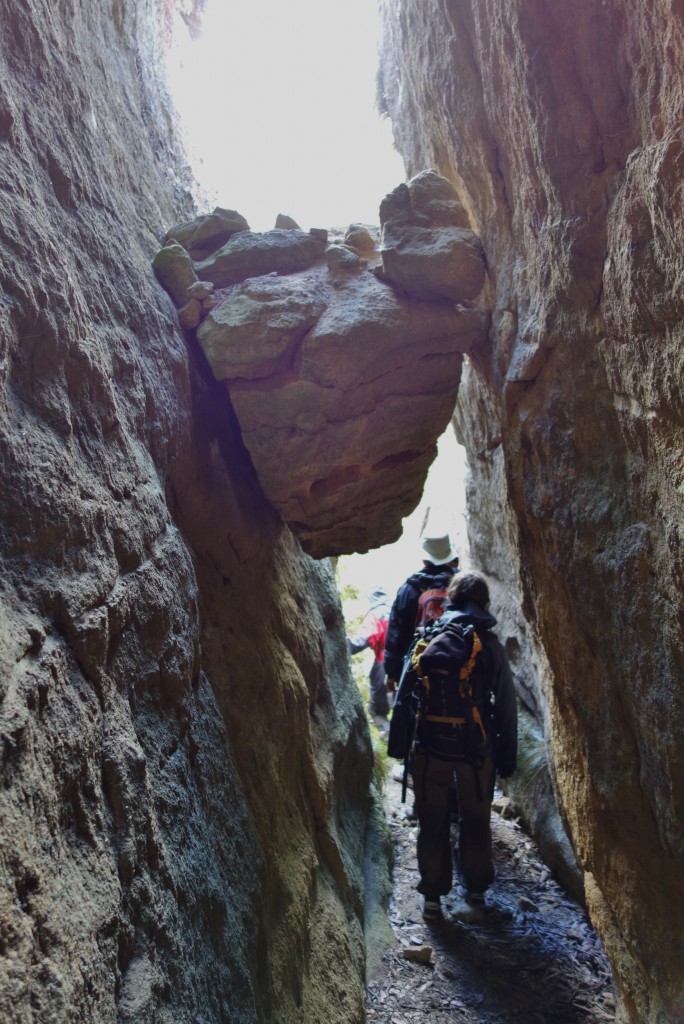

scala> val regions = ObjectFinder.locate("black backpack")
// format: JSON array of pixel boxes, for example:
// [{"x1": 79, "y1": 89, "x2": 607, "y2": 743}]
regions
[
  {"x1": 413, "y1": 618, "x2": 492, "y2": 765},
  {"x1": 389, "y1": 610, "x2": 481, "y2": 765}
]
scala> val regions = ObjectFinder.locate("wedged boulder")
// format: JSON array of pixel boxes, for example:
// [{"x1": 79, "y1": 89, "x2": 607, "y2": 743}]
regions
[
  {"x1": 379, "y1": 172, "x2": 486, "y2": 303},
  {"x1": 379, "y1": 171, "x2": 470, "y2": 230},
  {"x1": 344, "y1": 223, "x2": 379, "y2": 253},
  {"x1": 178, "y1": 297, "x2": 202, "y2": 330},
  {"x1": 194, "y1": 228, "x2": 327, "y2": 287},
  {"x1": 380, "y1": 223, "x2": 486, "y2": 304},
  {"x1": 156, "y1": 176, "x2": 489, "y2": 557},
  {"x1": 197, "y1": 258, "x2": 486, "y2": 555},
  {"x1": 152, "y1": 243, "x2": 198, "y2": 307},
  {"x1": 164, "y1": 206, "x2": 250, "y2": 259},
  {"x1": 404, "y1": 169, "x2": 470, "y2": 228}
]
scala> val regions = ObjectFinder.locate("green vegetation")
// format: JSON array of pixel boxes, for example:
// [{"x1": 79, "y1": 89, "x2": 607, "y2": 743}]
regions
[
  {"x1": 369, "y1": 718, "x2": 389, "y2": 790},
  {"x1": 337, "y1": 568, "x2": 390, "y2": 789},
  {"x1": 513, "y1": 710, "x2": 549, "y2": 797},
  {"x1": 339, "y1": 580, "x2": 361, "y2": 604}
]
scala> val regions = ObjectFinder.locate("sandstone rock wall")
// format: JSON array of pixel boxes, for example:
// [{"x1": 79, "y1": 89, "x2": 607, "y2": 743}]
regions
[
  {"x1": 0, "y1": 2, "x2": 373, "y2": 1022},
  {"x1": 379, "y1": 2, "x2": 684, "y2": 1020}
]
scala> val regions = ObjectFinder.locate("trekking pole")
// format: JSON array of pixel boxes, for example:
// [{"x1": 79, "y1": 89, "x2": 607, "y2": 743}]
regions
[{"x1": 401, "y1": 752, "x2": 409, "y2": 804}]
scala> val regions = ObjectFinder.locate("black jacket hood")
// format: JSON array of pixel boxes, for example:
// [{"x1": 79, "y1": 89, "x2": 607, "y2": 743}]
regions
[
  {"x1": 442, "y1": 600, "x2": 498, "y2": 633},
  {"x1": 406, "y1": 567, "x2": 456, "y2": 589}
]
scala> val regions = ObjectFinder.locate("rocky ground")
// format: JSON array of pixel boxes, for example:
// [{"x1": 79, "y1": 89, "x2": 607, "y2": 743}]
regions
[{"x1": 367, "y1": 772, "x2": 616, "y2": 1024}]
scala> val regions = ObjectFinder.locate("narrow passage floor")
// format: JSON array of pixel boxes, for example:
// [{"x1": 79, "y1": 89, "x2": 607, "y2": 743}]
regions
[{"x1": 366, "y1": 774, "x2": 616, "y2": 1024}]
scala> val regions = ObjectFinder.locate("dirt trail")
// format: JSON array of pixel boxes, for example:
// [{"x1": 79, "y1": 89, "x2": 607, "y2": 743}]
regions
[{"x1": 367, "y1": 774, "x2": 616, "y2": 1024}]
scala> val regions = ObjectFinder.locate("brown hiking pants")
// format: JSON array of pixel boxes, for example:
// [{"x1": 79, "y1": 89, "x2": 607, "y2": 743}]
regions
[{"x1": 411, "y1": 749, "x2": 496, "y2": 897}]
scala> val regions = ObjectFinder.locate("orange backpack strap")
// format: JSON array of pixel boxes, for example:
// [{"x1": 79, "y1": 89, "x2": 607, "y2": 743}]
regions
[{"x1": 459, "y1": 630, "x2": 482, "y2": 680}]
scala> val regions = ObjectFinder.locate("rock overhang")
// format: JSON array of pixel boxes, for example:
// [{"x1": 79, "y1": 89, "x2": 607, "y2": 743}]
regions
[{"x1": 153, "y1": 172, "x2": 489, "y2": 557}]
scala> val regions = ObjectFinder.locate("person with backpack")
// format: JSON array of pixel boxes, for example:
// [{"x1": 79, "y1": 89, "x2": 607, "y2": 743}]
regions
[
  {"x1": 385, "y1": 533, "x2": 460, "y2": 816},
  {"x1": 347, "y1": 587, "x2": 392, "y2": 722},
  {"x1": 384, "y1": 533, "x2": 461, "y2": 695},
  {"x1": 406, "y1": 570, "x2": 517, "y2": 919}
]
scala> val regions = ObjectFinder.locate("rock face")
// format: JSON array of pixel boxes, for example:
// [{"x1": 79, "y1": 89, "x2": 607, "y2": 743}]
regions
[
  {"x1": 378, "y1": 171, "x2": 486, "y2": 303},
  {"x1": 0, "y1": 3, "x2": 374, "y2": 1023},
  {"x1": 379, "y1": 2, "x2": 684, "y2": 1021},
  {"x1": 157, "y1": 173, "x2": 487, "y2": 557}
]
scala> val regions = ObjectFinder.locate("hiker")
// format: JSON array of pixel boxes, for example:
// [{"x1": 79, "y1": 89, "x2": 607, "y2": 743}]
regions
[
  {"x1": 384, "y1": 532, "x2": 461, "y2": 695},
  {"x1": 409, "y1": 570, "x2": 517, "y2": 919},
  {"x1": 385, "y1": 533, "x2": 460, "y2": 817},
  {"x1": 347, "y1": 587, "x2": 391, "y2": 720}
]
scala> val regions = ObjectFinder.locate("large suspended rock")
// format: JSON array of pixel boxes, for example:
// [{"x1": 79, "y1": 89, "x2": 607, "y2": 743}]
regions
[
  {"x1": 154, "y1": 173, "x2": 488, "y2": 557},
  {"x1": 196, "y1": 238, "x2": 487, "y2": 556}
]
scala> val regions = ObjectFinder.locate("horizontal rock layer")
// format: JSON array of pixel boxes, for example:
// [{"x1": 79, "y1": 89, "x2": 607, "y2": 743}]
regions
[{"x1": 378, "y1": 1, "x2": 684, "y2": 1021}]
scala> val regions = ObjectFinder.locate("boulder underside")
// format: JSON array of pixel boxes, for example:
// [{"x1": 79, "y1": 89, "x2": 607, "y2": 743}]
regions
[{"x1": 154, "y1": 170, "x2": 488, "y2": 556}]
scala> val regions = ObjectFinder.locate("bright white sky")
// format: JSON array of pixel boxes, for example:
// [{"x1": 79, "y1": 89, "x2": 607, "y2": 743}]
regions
[{"x1": 167, "y1": 0, "x2": 405, "y2": 231}]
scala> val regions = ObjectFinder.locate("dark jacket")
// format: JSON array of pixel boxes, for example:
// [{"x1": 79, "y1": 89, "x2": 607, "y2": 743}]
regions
[
  {"x1": 433, "y1": 601, "x2": 518, "y2": 777},
  {"x1": 384, "y1": 564, "x2": 458, "y2": 680}
]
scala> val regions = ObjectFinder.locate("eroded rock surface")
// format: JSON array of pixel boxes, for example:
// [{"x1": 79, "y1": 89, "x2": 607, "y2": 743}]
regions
[
  {"x1": 157, "y1": 172, "x2": 488, "y2": 556},
  {"x1": 378, "y1": 171, "x2": 486, "y2": 303},
  {"x1": 163, "y1": 205, "x2": 250, "y2": 258},
  {"x1": 0, "y1": 3, "x2": 374, "y2": 1023},
  {"x1": 379, "y1": 2, "x2": 684, "y2": 1021}
]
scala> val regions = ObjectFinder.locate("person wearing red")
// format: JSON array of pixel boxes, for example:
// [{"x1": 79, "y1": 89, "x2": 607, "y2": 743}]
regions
[{"x1": 347, "y1": 587, "x2": 391, "y2": 719}]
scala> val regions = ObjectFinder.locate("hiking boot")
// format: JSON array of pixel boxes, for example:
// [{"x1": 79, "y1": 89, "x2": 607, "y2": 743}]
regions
[
  {"x1": 465, "y1": 891, "x2": 486, "y2": 906},
  {"x1": 421, "y1": 896, "x2": 442, "y2": 920}
]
